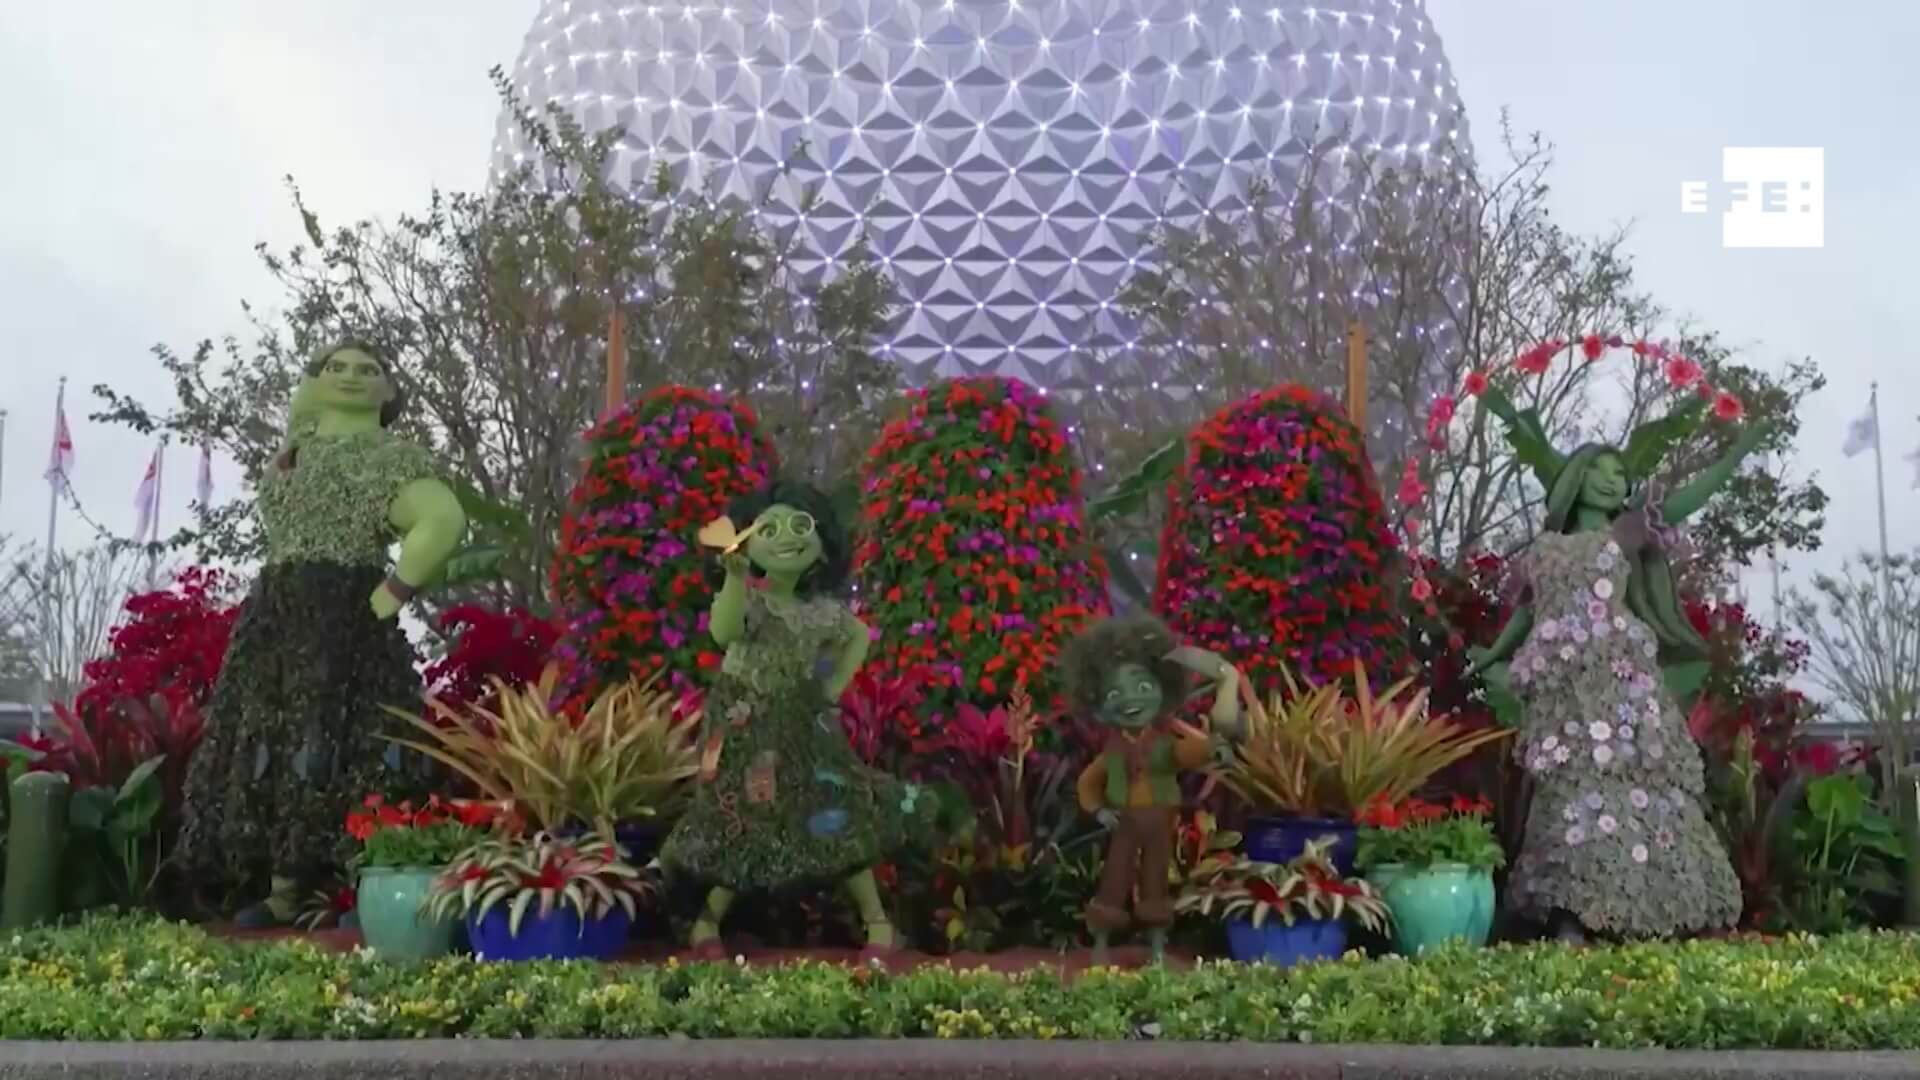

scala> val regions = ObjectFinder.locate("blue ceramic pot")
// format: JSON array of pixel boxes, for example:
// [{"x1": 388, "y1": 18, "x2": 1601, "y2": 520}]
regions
[
  {"x1": 467, "y1": 904, "x2": 632, "y2": 962},
  {"x1": 1225, "y1": 916, "x2": 1347, "y2": 966},
  {"x1": 1241, "y1": 815, "x2": 1358, "y2": 874}
]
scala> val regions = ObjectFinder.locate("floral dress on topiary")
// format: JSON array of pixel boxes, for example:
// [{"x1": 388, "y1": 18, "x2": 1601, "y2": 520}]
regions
[
  {"x1": 660, "y1": 587, "x2": 931, "y2": 891},
  {"x1": 1503, "y1": 528, "x2": 1741, "y2": 937},
  {"x1": 178, "y1": 430, "x2": 439, "y2": 896}
]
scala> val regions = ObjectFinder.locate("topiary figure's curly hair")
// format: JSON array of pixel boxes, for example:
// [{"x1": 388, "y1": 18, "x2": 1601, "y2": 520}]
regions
[{"x1": 1059, "y1": 614, "x2": 1187, "y2": 721}]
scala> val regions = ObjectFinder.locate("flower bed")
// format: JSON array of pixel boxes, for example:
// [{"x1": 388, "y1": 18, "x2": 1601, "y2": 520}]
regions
[{"x1": 6, "y1": 916, "x2": 1920, "y2": 1048}]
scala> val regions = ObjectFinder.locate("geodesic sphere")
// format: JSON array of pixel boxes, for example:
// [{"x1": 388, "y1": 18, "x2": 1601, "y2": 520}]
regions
[{"x1": 494, "y1": 0, "x2": 1471, "y2": 388}]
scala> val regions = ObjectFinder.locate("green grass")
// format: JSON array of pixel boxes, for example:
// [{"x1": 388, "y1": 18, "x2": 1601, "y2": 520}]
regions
[{"x1": 5, "y1": 914, "x2": 1920, "y2": 1047}]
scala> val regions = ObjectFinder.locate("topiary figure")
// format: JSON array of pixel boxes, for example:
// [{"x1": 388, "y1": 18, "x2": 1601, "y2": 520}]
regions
[
  {"x1": 1152, "y1": 384, "x2": 1408, "y2": 697},
  {"x1": 552, "y1": 386, "x2": 779, "y2": 709},
  {"x1": 851, "y1": 377, "x2": 1109, "y2": 746}
]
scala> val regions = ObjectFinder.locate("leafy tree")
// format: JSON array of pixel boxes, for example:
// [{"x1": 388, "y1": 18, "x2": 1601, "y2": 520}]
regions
[
  {"x1": 1090, "y1": 118, "x2": 1825, "y2": 590},
  {"x1": 91, "y1": 70, "x2": 896, "y2": 613},
  {"x1": 1787, "y1": 550, "x2": 1920, "y2": 786}
]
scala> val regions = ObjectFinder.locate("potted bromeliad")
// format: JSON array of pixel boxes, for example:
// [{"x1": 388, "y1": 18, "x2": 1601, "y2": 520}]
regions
[
  {"x1": 385, "y1": 665, "x2": 700, "y2": 855},
  {"x1": 424, "y1": 831, "x2": 656, "y2": 962},
  {"x1": 1217, "y1": 661, "x2": 1510, "y2": 874},
  {"x1": 384, "y1": 666, "x2": 696, "y2": 960},
  {"x1": 346, "y1": 795, "x2": 497, "y2": 959},
  {"x1": 1356, "y1": 795, "x2": 1503, "y2": 955},
  {"x1": 1176, "y1": 836, "x2": 1390, "y2": 966}
]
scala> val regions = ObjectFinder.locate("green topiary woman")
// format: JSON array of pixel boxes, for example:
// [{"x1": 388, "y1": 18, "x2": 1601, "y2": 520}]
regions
[
  {"x1": 1467, "y1": 389, "x2": 1769, "y2": 941},
  {"x1": 177, "y1": 341, "x2": 467, "y2": 926},
  {"x1": 661, "y1": 479, "x2": 934, "y2": 961}
]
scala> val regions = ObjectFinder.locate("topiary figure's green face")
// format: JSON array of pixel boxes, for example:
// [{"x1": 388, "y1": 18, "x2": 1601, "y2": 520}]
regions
[
  {"x1": 1578, "y1": 452, "x2": 1630, "y2": 514},
  {"x1": 1098, "y1": 661, "x2": 1164, "y2": 731},
  {"x1": 746, "y1": 502, "x2": 822, "y2": 580},
  {"x1": 314, "y1": 348, "x2": 394, "y2": 418}
]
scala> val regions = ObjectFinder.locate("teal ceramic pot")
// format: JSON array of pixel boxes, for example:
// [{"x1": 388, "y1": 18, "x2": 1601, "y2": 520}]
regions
[
  {"x1": 1364, "y1": 862, "x2": 1407, "y2": 893},
  {"x1": 1382, "y1": 863, "x2": 1492, "y2": 956},
  {"x1": 357, "y1": 866, "x2": 458, "y2": 960},
  {"x1": 1467, "y1": 868, "x2": 1496, "y2": 944}
]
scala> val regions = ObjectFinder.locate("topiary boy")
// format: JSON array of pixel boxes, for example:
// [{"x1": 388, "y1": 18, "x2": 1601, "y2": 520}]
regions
[{"x1": 1061, "y1": 615, "x2": 1243, "y2": 966}]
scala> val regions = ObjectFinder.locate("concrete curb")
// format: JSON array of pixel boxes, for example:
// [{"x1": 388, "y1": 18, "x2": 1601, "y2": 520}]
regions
[{"x1": 3, "y1": 1041, "x2": 1919, "y2": 1079}]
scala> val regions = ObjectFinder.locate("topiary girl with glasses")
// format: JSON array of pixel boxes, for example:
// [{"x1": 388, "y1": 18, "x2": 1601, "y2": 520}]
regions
[{"x1": 660, "y1": 479, "x2": 935, "y2": 961}]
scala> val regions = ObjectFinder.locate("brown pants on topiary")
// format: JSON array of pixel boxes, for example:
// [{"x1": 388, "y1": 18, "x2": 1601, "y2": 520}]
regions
[{"x1": 1087, "y1": 806, "x2": 1177, "y2": 937}]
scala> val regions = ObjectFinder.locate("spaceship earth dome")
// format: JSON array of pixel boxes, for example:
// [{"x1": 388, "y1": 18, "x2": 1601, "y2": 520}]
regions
[{"x1": 492, "y1": 0, "x2": 1472, "y2": 390}]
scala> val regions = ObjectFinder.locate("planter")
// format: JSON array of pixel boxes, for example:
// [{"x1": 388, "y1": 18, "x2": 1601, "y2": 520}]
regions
[
  {"x1": 1242, "y1": 814, "x2": 1357, "y2": 874},
  {"x1": 467, "y1": 904, "x2": 632, "y2": 962},
  {"x1": 555, "y1": 822, "x2": 664, "y2": 864},
  {"x1": 1224, "y1": 916, "x2": 1347, "y2": 967},
  {"x1": 356, "y1": 866, "x2": 458, "y2": 960},
  {"x1": 1364, "y1": 862, "x2": 1407, "y2": 893},
  {"x1": 1380, "y1": 863, "x2": 1493, "y2": 956}
]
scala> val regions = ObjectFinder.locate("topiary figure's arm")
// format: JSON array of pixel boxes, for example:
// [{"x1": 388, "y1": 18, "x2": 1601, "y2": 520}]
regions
[
  {"x1": 825, "y1": 612, "x2": 871, "y2": 701},
  {"x1": 1660, "y1": 421, "x2": 1771, "y2": 526},
  {"x1": 1467, "y1": 606, "x2": 1534, "y2": 675},
  {"x1": 372, "y1": 478, "x2": 469, "y2": 619},
  {"x1": 710, "y1": 553, "x2": 749, "y2": 647}
]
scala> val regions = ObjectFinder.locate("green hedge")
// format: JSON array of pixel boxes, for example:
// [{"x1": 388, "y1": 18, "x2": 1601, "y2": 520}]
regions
[{"x1": 6, "y1": 916, "x2": 1920, "y2": 1047}]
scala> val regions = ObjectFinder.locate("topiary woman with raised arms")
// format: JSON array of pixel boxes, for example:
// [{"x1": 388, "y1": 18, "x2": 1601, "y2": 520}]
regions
[
  {"x1": 178, "y1": 341, "x2": 467, "y2": 926},
  {"x1": 661, "y1": 479, "x2": 935, "y2": 962},
  {"x1": 1467, "y1": 388, "x2": 1768, "y2": 941}
]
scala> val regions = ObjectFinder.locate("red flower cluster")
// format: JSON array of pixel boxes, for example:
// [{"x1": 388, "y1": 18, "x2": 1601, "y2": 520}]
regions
[
  {"x1": 850, "y1": 377, "x2": 1109, "y2": 739},
  {"x1": 29, "y1": 568, "x2": 233, "y2": 809},
  {"x1": 551, "y1": 386, "x2": 779, "y2": 710},
  {"x1": 1152, "y1": 385, "x2": 1408, "y2": 695},
  {"x1": 344, "y1": 794, "x2": 498, "y2": 841},
  {"x1": 72, "y1": 567, "x2": 236, "y2": 721},
  {"x1": 423, "y1": 604, "x2": 560, "y2": 712},
  {"x1": 1357, "y1": 794, "x2": 1491, "y2": 829}
]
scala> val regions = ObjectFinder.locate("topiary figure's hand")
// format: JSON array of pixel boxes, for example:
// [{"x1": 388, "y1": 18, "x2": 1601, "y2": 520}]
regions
[
  {"x1": 720, "y1": 550, "x2": 749, "y2": 580},
  {"x1": 369, "y1": 582, "x2": 403, "y2": 620}
]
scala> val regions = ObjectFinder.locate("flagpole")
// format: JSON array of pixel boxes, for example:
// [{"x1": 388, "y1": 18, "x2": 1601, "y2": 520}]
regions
[
  {"x1": 37, "y1": 377, "x2": 67, "y2": 735},
  {"x1": 147, "y1": 439, "x2": 166, "y2": 590},
  {"x1": 1874, "y1": 383, "x2": 1892, "y2": 574}
]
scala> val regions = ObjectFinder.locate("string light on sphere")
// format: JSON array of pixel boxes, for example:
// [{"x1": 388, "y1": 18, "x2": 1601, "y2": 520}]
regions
[{"x1": 493, "y1": 0, "x2": 1472, "y2": 392}]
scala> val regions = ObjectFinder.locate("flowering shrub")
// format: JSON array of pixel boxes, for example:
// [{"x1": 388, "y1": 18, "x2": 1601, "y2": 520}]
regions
[
  {"x1": 1153, "y1": 385, "x2": 1407, "y2": 696},
  {"x1": 26, "y1": 568, "x2": 235, "y2": 815},
  {"x1": 851, "y1": 377, "x2": 1108, "y2": 740},
  {"x1": 423, "y1": 604, "x2": 560, "y2": 712},
  {"x1": 550, "y1": 386, "x2": 779, "y2": 709},
  {"x1": 345, "y1": 794, "x2": 498, "y2": 869},
  {"x1": 72, "y1": 567, "x2": 237, "y2": 721},
  {"x1": 1355, "y1": 795, "x2": 1505, "y2": 872}
]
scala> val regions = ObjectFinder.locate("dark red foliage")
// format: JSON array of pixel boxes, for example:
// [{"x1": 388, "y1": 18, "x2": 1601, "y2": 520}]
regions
[
  {"x1": 423, "y1": 604, "x2": 561, "y2": 712},
  {"x1": 34, "y1": 568, "x2": 233, "y2": 803},
  {"x1": 72, "y1": 567, "x2": 235, "y2": 724}
]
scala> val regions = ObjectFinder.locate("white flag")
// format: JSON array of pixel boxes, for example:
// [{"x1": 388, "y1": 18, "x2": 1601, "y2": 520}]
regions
[
  {"x1": 133, "y1": 446, "x2": 162, "y2": 544},
  {"x1": 195, "y1": 441, "x2": 214, "y2": 507},
  {"x1": 1906, "y1": 447, "x2": 1920, "y2": 491},
  {"x1": 44, "y1": 384, "x2": 74, "y2": 486},
  {"x1": 1842, "y1": 404, "x2": 1878, "y2": 458}
]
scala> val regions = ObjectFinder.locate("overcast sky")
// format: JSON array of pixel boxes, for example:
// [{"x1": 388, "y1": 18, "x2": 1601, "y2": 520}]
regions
[{"x1": 2, "y1": 1, "x2": 1915, "y2": 619}]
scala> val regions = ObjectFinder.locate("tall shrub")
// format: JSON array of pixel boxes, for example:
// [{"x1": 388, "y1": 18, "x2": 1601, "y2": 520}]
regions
[
  {"x1": 1152, "y1": 385, "x2": 1407, "y2": 696},
  {"x1": 851, "y1": 377, "x2": 1108, "y2": 743},
  {"x1": 551, "y1": 386, "x2": 778, "y2": 708}
]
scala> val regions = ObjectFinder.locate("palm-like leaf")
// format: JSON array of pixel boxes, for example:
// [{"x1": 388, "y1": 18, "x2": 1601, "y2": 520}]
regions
[
  {"x1": 383, "y1": 664, "x2": 699, "y2": 835},
  {"x1": 1216, "y1": 661, "x2": 1512, "y2": 817}
]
